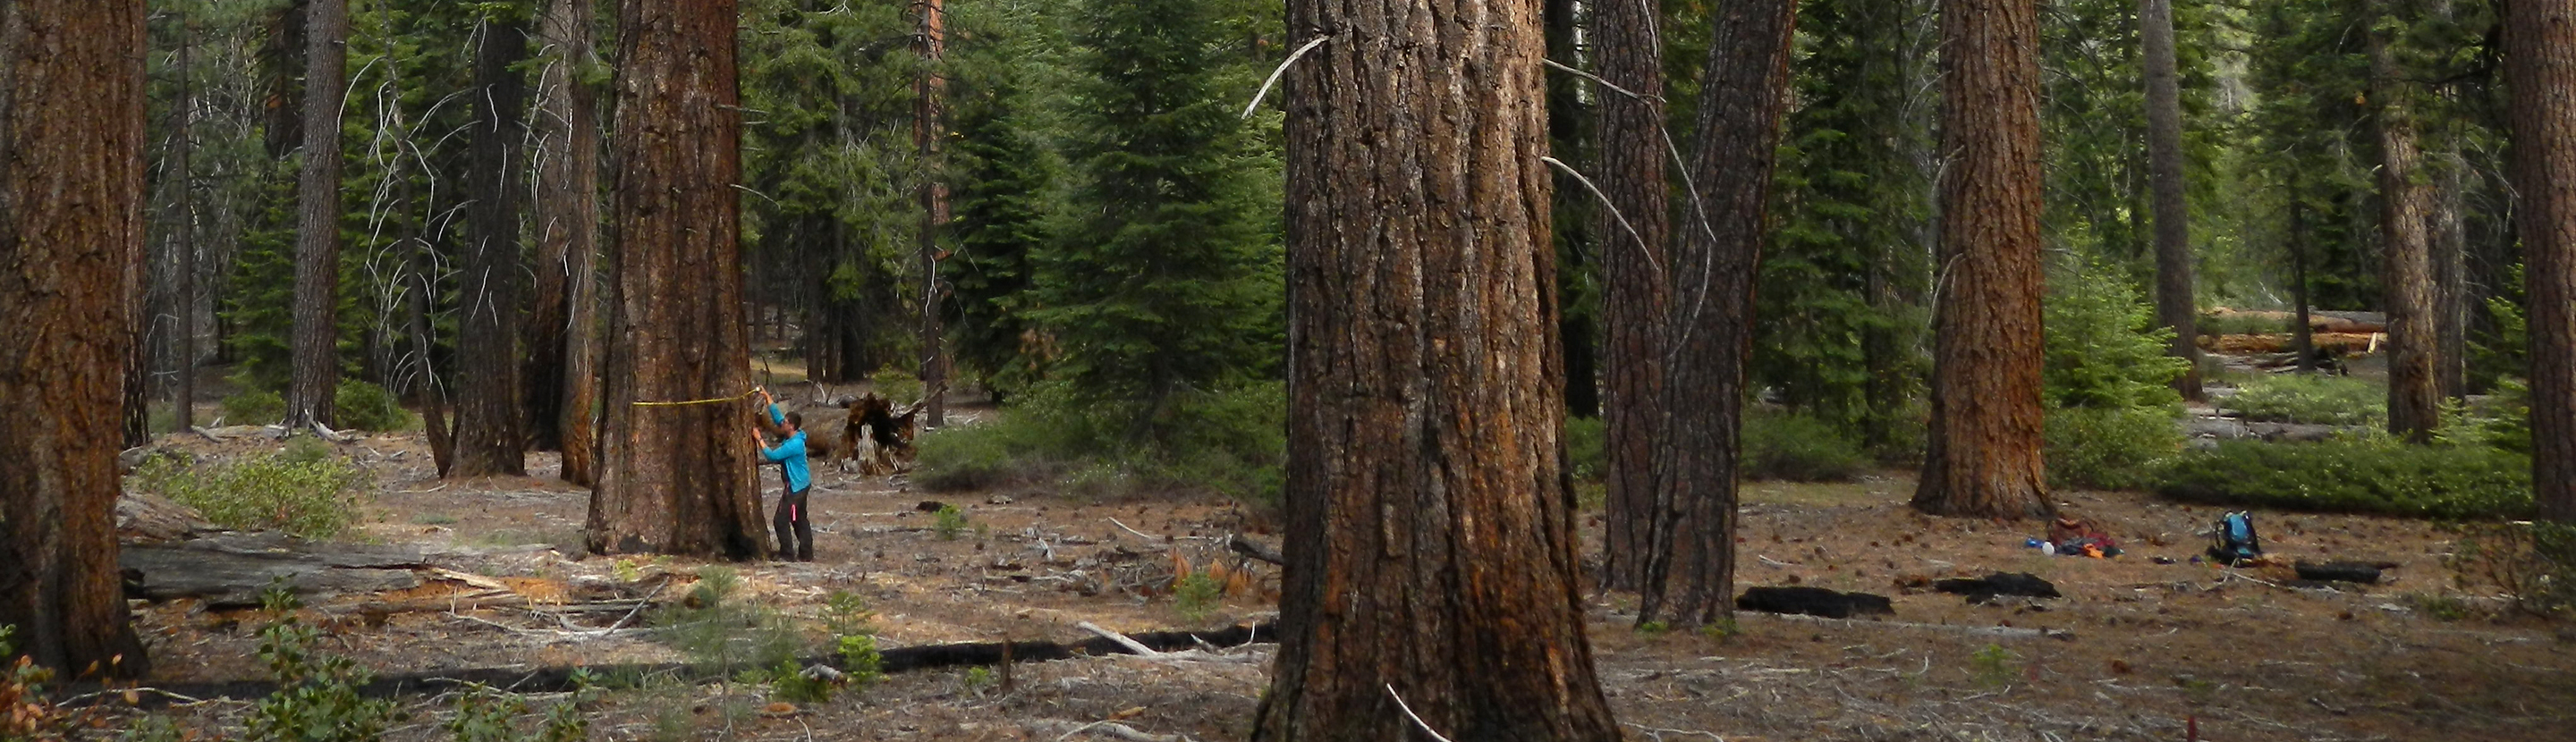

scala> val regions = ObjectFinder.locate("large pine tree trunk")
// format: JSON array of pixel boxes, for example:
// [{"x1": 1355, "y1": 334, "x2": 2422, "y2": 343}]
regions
[
  {"x1": 1251, "y1": 2, "x2": 1620, "y2": 739},
  {"x1": 2368, "y1": 8, "x2": 2440, "y2": 443},
  {"x1": 2506, "y1": 0, "x2": 2576, "y2": 522},
  {"x1": 0, "y1": 0, "x2": 154, "y2": 679},
  {"x1": 588, "y1": 0, "x2": 767, "y2": 559},
  {"x1": 539, "y1": 0, "x2": 605, "y2": 486},
  {"x1": 1639, "y1": 0, "x2": 1798, "y2": 628},
  {"x1": 286, "y1": 0, "x2": 348, "y2": 430},
  {"x1": 1913, "y1": 0, "x2": 2053, "y2": 519},
  {"x1": 2431, "y1": 159, "x2": 2469, "y2": 400},
  {"x1": 1595, "y1": 0, "x2": 1671, "y2": 594},
  {"x1": 2141, "y1": 0, "x2": 2200, "y2": 401},
  {"x1": 174, "y1": 18, "x2": 198, "y2": 431},
  {"x1": 452, "y1": 16, "x2": 531, "y2": 477}
]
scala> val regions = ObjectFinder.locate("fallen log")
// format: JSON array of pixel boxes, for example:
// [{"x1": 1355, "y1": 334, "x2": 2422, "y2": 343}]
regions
[
  {"x1": 66, "y1": 622, "x2": 1275, "y2": 706},
  {"x1": 1228, "y1": 534, "x2": 1284, "y2": 566}
]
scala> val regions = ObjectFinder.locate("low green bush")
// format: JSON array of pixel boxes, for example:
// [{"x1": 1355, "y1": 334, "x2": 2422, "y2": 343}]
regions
[
  {"x1": 133, "y1": 448, "x2": 371, "y2": 538},
  {"x1": 2220, "y1": 374, "x2": 2385, "y2": 426},
  {"x1": 2157, "y1": 439, "x2": 2530, "y2": 519},
  {"x1": 2437, "y1": 379, "x2": 2532, "y2": 453},
  {"x1": 651, "y1": 567, "x2": 801, "y2": 679},
  {"x1": 1741, "y1": 412, "x2": 1868, "y2": 482},
  {"x1": 869, "y1": 366, "x2": 924, "y2": 405},
  {"x1": 221, "y1": 389, "x2": 286, "y2": 426},
  {"x1": 915, "y1": 381, "x2": 1284, "y2": 508},
  {"x1": 1564, "y1": 416, "x2": 1606, "y2": 483},
  {"x1": 333, "y1": 380, "x2": 414, "y2": 432},
  {"x1": 2045, "y1": 406, "x2": 2182, "y2": 491}
]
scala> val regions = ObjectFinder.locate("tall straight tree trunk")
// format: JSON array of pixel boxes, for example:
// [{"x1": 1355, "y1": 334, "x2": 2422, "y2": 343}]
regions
[
  {"x1": 2368, "y1": 8, "x2": 2439, "y2": 443},
  {"x1": 2292, "y1": 201, "x2": 2317, "y2": 371},
  {"x1": 452, "y1": 14, "x2": 531, "y2": 477},
  {"x1": 286, "y1": 0, "x2": 348, "y2": 431},
  {"x1": 2431, "y1": 157, "x2": 2469, "y2": 400},
  {"x1": 1252, "y1": 1, "x2": 1621, "y2": 739},
  {"x1": 914, "y1": 0, "x2": 946, "y2": 425},
  {"x1": 1595, "y1": 0, "x2": 1670, "y2": 594},
  {"x1": 1542, "y1": 0, "x2": 1598, "y2": 421},
  {"x1": 1638, "y1": 0, "x2": 1798, "y2": 628},
  {"x1": 175, "y1": 13, "x2": 198, "y2": 431},
  {"x1": 589, "y1": 0, "x2": 767, "y2": 559},
  {"x1": 2505, "y1": 0, "x2": 2576, "y2": 522},
  {"x1": 2140, "y1": 0, "x2": 2199, "y2": 400},
  {"x1": 261, "y1": 0, "x2": 309, "y2": 162},
  {"x1": 1914, "y1": 0, "x2": 2052, "y2": 519},
  {"x1": 0, "y1": 0, "x2": 154, "y2": 679},
  {"x1": 539, "y1": 0, "x2": 605, "y2": 486}
]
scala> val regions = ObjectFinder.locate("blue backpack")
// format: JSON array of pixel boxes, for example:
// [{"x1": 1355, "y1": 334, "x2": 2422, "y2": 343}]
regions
[{"x1": 2207, "y1": 511, "x2": 2262, "y2": 565}]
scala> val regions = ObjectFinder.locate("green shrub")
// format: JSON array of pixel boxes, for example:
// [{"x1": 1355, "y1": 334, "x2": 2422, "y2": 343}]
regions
[
  {"x1": 2044, "y1": 257, "x2": 2188, "y2": 411},
  {"x1": 2045, "y1": 406, "x2": 2182, "y2": 491},
  {"x1": 221, "y1": 389, "x2": 287, "y2": 426},
  {"x1": 2437, "y1": 379, "x2": 2531, "y2": 453},
  {"x1": 247, "y1": 583, "x2": 403, "y2": 742},
  {"x1": 333, "y1": 380, "x2": 413, "y2": 432},
  {"x1": 915, "y1": 381, "x2": 1284, "y2": 509},
  {"x1": 1174, "y1": 573, "x2": 1224, "y2": 622},
  {"x1": 2220, "y1": 374, "x2": 2385, "y2": 426},
  {"x1": 445, "y1": 684, "x2": 587, "y2": 742},
  {"x1": 1740, "y1": 412, "x2": 1868, "y2": 482},
  {"x1": 134, "y1": 450, "x2": 371, "y2": 538},
  {"x1": 651, "y1": 567, "x2": 801, "y2": 679},
  {"x1": 1563, "y1": 417, "x2": 1606, "y2": 483},
  {"x1": 2157, "y1": 439, "x2": 2531, "y2": 519},
  {"x1": 933, "y1": 504, "x2": 969, "y2": 541}
]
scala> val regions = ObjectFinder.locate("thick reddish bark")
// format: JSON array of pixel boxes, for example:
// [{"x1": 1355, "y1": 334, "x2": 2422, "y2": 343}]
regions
[
  {"x1": 452, "y1": 15, "x2": 530, "y2": 477},
  {"x1": 1595, "y1": 0, "x2": 1671, "y2": 594},
  {"x1": 538, "y1": 0, "x2": 605, "y2": 486},
  {"x1": 0, "y1": 0, "x2": 154, "y2": 679},
  {"x1": 2368, "y1": 7, "x2": 2440, "y2": 443},
  {"x1": 2142, "y1": 0, "x2": 2201, "y2": 401},
  {"x1": 588, "y1": 0, "x2": 767, "y2": 558},
  {"x1": 1251, "y1": 2, "x2": 1621, "y2": 739},
  {"x1": 286, "y1": 0, "x2": 347, "y2": 430},
  {"x1": 2506, "y1": 0, "x2": 2576, "y2": 522},
  {"x1": 1913, "y1": 0, "x2": 2053, "y2": 519},
  {"x1": 1638, "y1": 0, "x2": 1798, "y2": 628}
]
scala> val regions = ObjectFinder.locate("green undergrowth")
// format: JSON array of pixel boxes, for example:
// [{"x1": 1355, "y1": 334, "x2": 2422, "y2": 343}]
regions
[
  {"x1": 132, "y1": 438, "x2": 371, "y2": 538},
  {"x1": 916, "y1": 381, "x2": 1285, "y2": 509},
  {"x1": 2219, "y1": 374, "x2": 2385, "y2": 426},
  {"x1": 2157, "y1": 437, "x2": 2531, "y2": 519}
]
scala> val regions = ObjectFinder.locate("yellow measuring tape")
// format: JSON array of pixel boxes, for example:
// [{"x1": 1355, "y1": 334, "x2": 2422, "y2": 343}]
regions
[{"x1": 630, "y1": 389, "x2": 760, "y2": 407}]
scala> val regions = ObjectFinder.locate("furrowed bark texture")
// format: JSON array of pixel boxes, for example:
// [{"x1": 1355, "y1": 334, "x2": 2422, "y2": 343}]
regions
[
  {"x1": 914, "y1": 0, "x2": 946, "y2": 427},
  {"x1": 452, "y1": 16, "x2": 530, "y2": 477},
  {"x1": 1640, "y1": 0, "x2": 1798, "y2": 628},
  {"x1": 2141, "y1": 0, "x2": 2200, "y2": 400},
  {"x1": 0, "y1": 0, "x2": 154, "y2": 678},
  {"x1": 538, "y1": 0, "x2": 604, "y2": 485},
  {"x1": 2368, "y1": 9, "x2": 2439, "y2": 443},
  {"x1": 2507, "y1": 0, "x2": 2576, "y2": 522},
  {"x1": 1595, "y1": 0, "x2": 1671, "y2": 594},
  {"x1": 1252, "y1": 1, "x2": 1621, "y2": 739},
  {"x1": 589, "y1": 0, "x2": 767, "y2": 559},
  {"x1": 286, "y1": 0, "x2": 347, "y2": 429},
  {"x1": 1913, "y1": 0, "x2": 2053, "y2": 519}
]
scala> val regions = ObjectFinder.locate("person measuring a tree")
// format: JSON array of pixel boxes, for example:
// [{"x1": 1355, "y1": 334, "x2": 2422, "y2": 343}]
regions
[{"x1": 750, "y1": 387, "x2": 815, "y2": 561}]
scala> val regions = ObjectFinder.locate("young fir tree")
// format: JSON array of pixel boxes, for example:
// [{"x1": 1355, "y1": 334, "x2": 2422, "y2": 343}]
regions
[
  {"x1": 945, "y1": 76, "x2": 1054, "y2": 398},
  {"x1": 1033, "y1": 0, "x2": 1279, "y2": 436}
]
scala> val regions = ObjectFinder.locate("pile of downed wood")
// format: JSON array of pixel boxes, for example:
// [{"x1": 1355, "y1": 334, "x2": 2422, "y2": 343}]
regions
[{"x1": 2202, "y1": 308, "x2": 2386, "y2": 334}]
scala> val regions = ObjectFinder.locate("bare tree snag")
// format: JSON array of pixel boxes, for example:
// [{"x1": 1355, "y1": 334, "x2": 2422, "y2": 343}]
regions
[
  {"x1": 452, "y1": 13, "x2": 531, "y2": 478},
  {"x1": 2368, "y1": 4, "x2": 2440, "y2": 443},
  {"x1": 1638, "y1": 0, "x2": 1800, "y2": 628},
  {"x1": 2142, "y1": 0, "x2": 2201, "y2": 401},
  {"x1": 1913, "y1": 0, "x2": 2054, "y2": 519},
  {"x1": 286, "y1": 0, "x2": 348, "y2": 430},
  {"x1": 537, "y1": 0, "x2": 605, "y2": 485},
  {"x1": 1595, "y1": 0, "x2": 1672, "y2": 594},
  {"x1": 0, "y1": 0, "x2": 155, "y2": 679},
  {"x1": 1252, "y1": 1, "x2": 1621, "y2": 739},
  {"x1": 588, "y1": 0, "x2": 767, "y2": 558},
  {"x1": 2506, "y1": 0, "x2": 2576, "y2": 522}
]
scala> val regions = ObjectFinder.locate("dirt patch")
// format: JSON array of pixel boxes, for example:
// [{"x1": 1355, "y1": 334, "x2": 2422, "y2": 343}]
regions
[{"x1": 100, "y1": 432, "x2": 2576, "y2": 741}]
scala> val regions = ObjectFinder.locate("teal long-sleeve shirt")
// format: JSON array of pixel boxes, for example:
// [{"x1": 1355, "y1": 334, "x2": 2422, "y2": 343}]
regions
[{"x1": 760, "y1": 403, "x2": 810, "y2": 493}]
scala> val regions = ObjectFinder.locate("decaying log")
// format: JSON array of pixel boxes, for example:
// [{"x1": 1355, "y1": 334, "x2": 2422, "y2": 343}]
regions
[
  {"x1": 1227, "y1": 534, "x2": 1284, "y2": 566},
  {"x1": 115, "y1": 492, "x2": 214, "y2": 544},
  {"x1": 68, "y1": 622, "x2": 1277, "y2": 705},
  {"x1": 120, "y1": 532, "x2": 433, "y2": 607}
]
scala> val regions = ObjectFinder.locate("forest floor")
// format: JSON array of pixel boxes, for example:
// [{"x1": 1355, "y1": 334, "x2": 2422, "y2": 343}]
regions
[{"x1": 104, "y1": 399, "x2": 2576, "y2": 742}]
